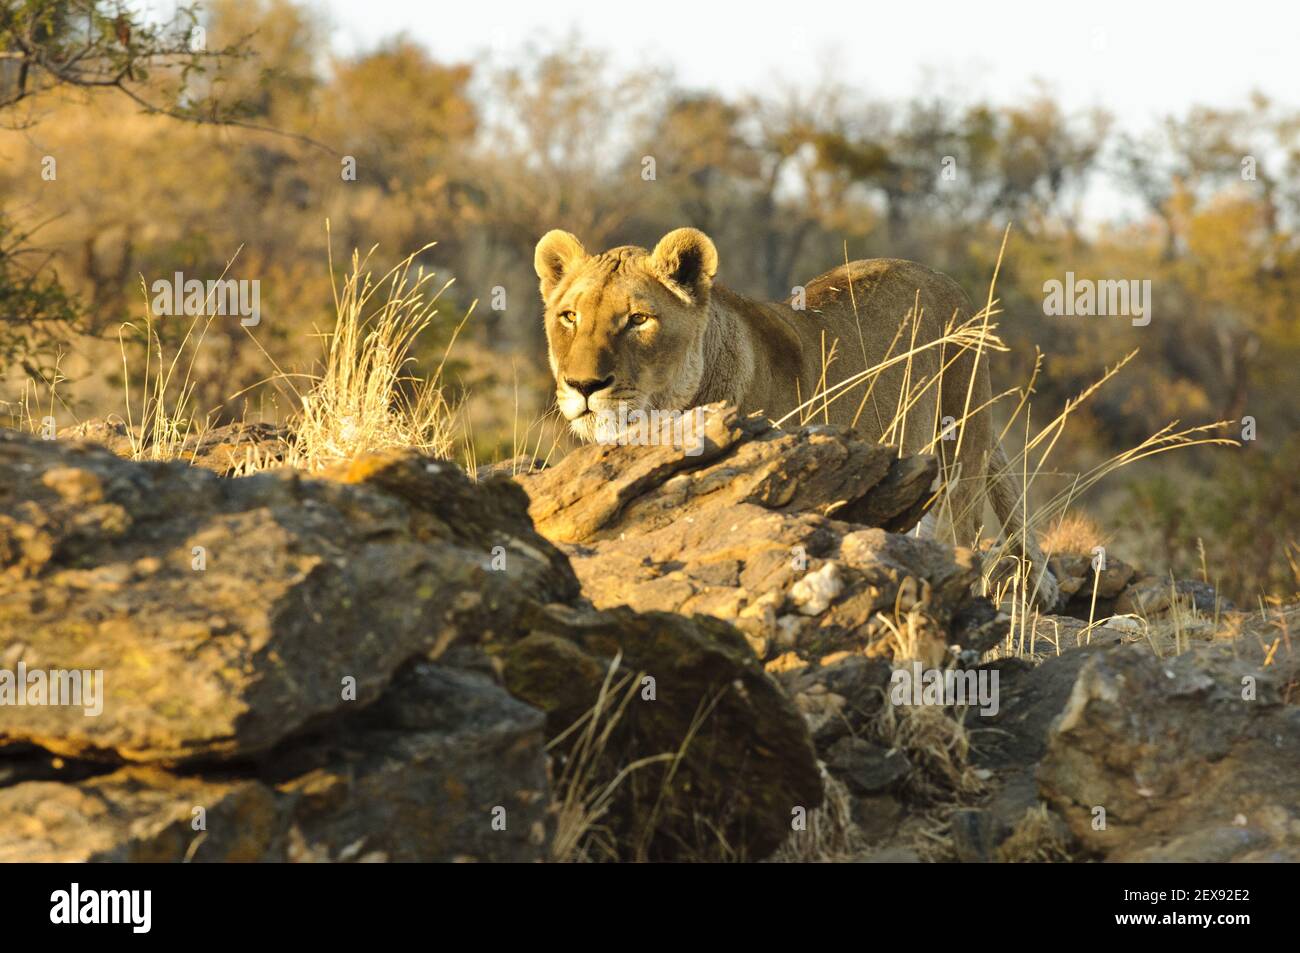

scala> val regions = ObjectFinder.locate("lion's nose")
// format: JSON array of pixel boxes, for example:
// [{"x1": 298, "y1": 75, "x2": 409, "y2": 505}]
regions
[{"x1": 565, "y1": 375, "x2": 615, "y2": 398}]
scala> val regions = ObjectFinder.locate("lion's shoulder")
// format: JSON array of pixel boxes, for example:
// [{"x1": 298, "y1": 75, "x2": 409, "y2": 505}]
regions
[{"x1": 712, "y1": 283, "x2": 803, "y2": 362}]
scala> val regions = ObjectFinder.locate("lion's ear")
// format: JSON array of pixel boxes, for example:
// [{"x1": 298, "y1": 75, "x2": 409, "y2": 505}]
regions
[
  {"x1": 649, "y1": 228, "x2": 718, "y2": 305},
  {"x1": 534, "y1": 230, "x2": 587, "y2": 298}
]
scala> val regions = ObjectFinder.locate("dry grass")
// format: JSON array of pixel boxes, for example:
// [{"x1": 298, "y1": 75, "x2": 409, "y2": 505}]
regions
[
  {"x1": 2, "y1": 353, "x2": 69, "y2": 436},
  {"x1": 768, "y1": 770, "x2": 869, "y2": 862},
  {"x1": 109, "y1": 235, "x2": 461, "y2": 472},
  {"x1": 873, "y1": 693, "x2": 986, "y2": 804},
  {"x1": 5, "y1": 233, "x2": 563, "y2": 483},
  {"x1": 460, "y1": 362, "x2": 569, "y2": 481},
  {"x1": 268, "y1": 235, "x2": 468, "y2": 472},
  {"x1": 101, "y1": 233, "x2": 530, "y2": 478},
  {"x1": 767, "y1": 678, "x2": 987, "y2": 863},
  {"x1": 876, "y1": 594, "x2": 948, "y2": 668},
  {"x1": 546, "y1": 655, "x2": 693, "y2": 863},
  {"x1": 996, "y1": 805, "x2": 1073, "y2": 862},
  {"x1": 116, "y1": 304, "x2": 215, "y2": 462},
  {"x1": 775, "y1": 228, "x2": 1238, "y2": 659},
  {"x1": 112, "y1": 253, "x2": 256, "y2": 463},
  {"x1": 767, "y1": 596, "x2": 990, "y2": 862}
]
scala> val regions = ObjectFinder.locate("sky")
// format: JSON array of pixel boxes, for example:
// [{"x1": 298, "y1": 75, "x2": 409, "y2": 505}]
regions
[{"x1": 315, "y1": 0, "x2": 1300, "y2": 129}]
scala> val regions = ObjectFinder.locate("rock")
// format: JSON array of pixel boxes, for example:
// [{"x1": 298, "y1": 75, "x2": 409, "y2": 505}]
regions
[
  {"x1": 0, "y1": 432, "x2": 576, "y2": 763},
  {"x1": 1046, "y1": 551, "x2": 1238, "y2": 624},
  {"x1": 473, "y1": 454, "x2": 547, "y2": 481},
  {"x1": 1120, "y1": 825, "x2": 1282, "y2": 863},
  {"x1": 970, "y1": 646, "x2": 1113, "y2": 773},
  {"x1": 949, "y1": 808, "x2": 999, "y2": 862},
  {"x1": 270, "y1": 662, "x2": 552, "y2": 863},
  {"x1": 1020, "y1": 614, "x2": 1123, "y2": 655},
  {"x1": 850, "y1": 795, "x2": 905, "y2": 843},
  {"x1": 948, "y1": 772, "x2": 1067, "y2": 862},
  {"x1": 778, "y1": 654, "x2": 894, "y2": 751},
  {"x1": 1115, "y1": 575, "x2": 1232, "y2": 616},
  {"x1": 29, "y1": 401, "x2": 1293, "y2": 866},
  {"x1": 1101, "y1": 615, "x2": 1141, "y2": 634},
  {"x1": 948, "y1": 642, "x2": 1124, "y2": 861},
  {"x1": 1036, "y1": 639, "x2": 1300, "y2": 861},
  {"x1": 488, "y1": 602, "x2": 824, "y2": 861},
  {"x1": 56, "y1": 418, "x2": 134, "y2": 456},
  {"x1": 178, "y1": 421, "x2": 289, "y2": 475},
  {"x1": 824, "y1": 736, "x2": 910, "y2": 795},
  {"x1": 0, "y1": 429, "x2": 822, "y2": 861},
  {"x1": 0, "y1": 767, "x2": 285, "y2": 862},
  {"x1": 791, "y1": 561, "x2": 843, "y2": 615},
  {"x1": 517, "y1": 403, "x2": 933, "y2": 544},
  {"x1": 515, "y1": 404, "x2": 1003, "y2": 668},
  {"x1": 1048, "y1": 552, "x2": 1135, "y2": 601},
  {"x1": 53, "y1": 418, "x2": 289, "y2": 476},
  {"x1": 0, "y1": 662, "x2": 552, "y2": 862},
  {"x1": 835, "y1": 530, "x2": 1006, "y2": 665}
]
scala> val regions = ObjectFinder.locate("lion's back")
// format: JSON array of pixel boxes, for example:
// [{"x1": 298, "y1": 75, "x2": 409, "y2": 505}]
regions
[{"x1": 800, "y1": 258, "x2": 974, "y2": 336}]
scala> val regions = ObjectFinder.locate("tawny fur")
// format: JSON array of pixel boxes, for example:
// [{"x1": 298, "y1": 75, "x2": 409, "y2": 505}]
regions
[{"x1": 534, "y1": 227, "x2": 1058, "y2": 608}]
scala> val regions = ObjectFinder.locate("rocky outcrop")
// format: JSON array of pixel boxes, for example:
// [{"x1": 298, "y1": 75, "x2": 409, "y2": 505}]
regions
[
  {"x1": 0, "y1": 663, "x2": 551, "y2": 862},
  {"x1": 490, "y1": 603, "x2": 822, "y2": 860},
  {"x1": 0, "y1": 433, "x2": 576, "y2": 764},
  {"x1": 55, "y1": 418, "x2": 289, "y2": 475},
  {"x1": 519, "y1": 404, "x2": 935, "y2": 543},
  {"x1": 1036, "y1": 637, "x2": 1300, "y2": 861},
  {"x1": 56, "y1": 417, "x2": 133, "y2": 456},
  {"x1": 0, "y1": 428, "x2": 823, "y2": 861},
  {"x1": 951, "y1": 607, "x2": 1300, "y2": 862},
  {"x1": 1048, "y1": 551, "x2": 1233, "y2": 620},
  {"x1": 1113, "y1": 575, "x2": 1231, "y2": 616},
  {"x1": 516, "y1": 403, "x2": 1005, "y2": 671},
  {"x1": 1048, "y1": 552, "x2": 1136, "y2": 603},
  {"x1": 9, "y1": 402, "x2": 1290, "y2": 865},
  {"x1": 179, "y1": 421, "x2": 290, "y2": 475}
]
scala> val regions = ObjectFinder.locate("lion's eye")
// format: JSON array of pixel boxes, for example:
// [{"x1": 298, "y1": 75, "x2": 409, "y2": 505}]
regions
[
  {"x1": 628, "y1": 312, "x2": 653, "y2": 328},
  {"x1": 557, "y1": 310, "x2": 577, "y2": 328}
]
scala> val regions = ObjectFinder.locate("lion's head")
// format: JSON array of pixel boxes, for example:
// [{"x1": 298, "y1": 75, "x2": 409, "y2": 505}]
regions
[{"x1": 533, "y1": 227, "x2": 719, "y2": 441}]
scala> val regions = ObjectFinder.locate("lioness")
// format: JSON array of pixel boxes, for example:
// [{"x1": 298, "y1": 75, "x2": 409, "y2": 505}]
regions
[{"x1": 533, "y1": 227, "x2": 1058, "y2": 608}]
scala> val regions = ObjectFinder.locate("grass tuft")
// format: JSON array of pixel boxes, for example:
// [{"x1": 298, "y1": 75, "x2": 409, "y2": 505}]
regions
[{"x1": 279, "y1": 233, "x2": 468, "y2": 471}]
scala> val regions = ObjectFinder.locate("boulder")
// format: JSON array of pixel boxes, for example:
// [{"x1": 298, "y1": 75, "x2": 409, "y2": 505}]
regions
[
  {"x1": 270, "y1": 662, "x2": 553, "y2": 863},
  {"x1": 1036, "y1": 637, "x2": 1300, "y2": 861},
  {"x1": 777, "y1": 654, "x2": 894, "y2": 752},
  {"x1": 178, "y1": 421, "x2": 290, "y2": 475},
  {"x1": 1048, "y1": 552, "x2": 1135, "y2": 602},
  {"x1": 53, "y1": 418, "x2": 289, "y2": 476},
  {"x1": 518, "y1": 403, "x2": 933, "y2": 544},
  {"x1": 824, "y1": 736, "x2": 911, "y2": 796},
  {"x1": 0, "y1": 768, "x2": 284, "y2": 862},
  {"x1": 0, "y1": 431, "x2": 576, "y2": 764},
  {"x1": 1115, "y1": 575, "x2": 1232, "y2": 616},
  {"x1": 515, "y1": 403, "x2": 1004, "y2": 669},
  {"x1": 56, "y1": 418, "x2": 134, "y2": 456},
  {"x1": 0, "y1": 662, "x2": 552, "y2": 862},
  {"x1": 488, "y1": 602, "x2": 824, "y2": 861}
]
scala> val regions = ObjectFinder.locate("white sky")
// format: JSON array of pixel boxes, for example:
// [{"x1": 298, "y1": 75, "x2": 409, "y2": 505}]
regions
[{"x1": 317, "y1": 0, "x2": 1300, "y2": 128}]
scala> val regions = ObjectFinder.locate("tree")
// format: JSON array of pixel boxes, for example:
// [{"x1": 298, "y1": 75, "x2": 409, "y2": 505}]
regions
[{"x1": 0, "y1": 0, "x2": 295, "y2": 378}]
